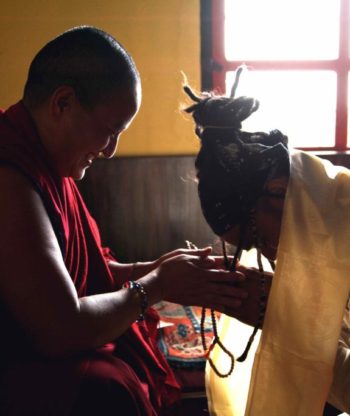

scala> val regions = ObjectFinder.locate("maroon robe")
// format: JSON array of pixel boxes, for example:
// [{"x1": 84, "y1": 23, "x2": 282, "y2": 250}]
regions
[{"x1": 0, "y1": 101, "x2": 180, "y2": 415}]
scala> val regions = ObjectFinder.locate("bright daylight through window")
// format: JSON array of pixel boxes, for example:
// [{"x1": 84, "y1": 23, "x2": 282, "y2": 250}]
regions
[{"x1": 211, "y1": 0, "x2": 350, "y2": 150}]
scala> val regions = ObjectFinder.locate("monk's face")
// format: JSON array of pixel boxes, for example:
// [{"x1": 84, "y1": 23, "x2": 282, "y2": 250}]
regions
[{"x1": 55, "y1": 83, "x2": 140, "y2": 180}]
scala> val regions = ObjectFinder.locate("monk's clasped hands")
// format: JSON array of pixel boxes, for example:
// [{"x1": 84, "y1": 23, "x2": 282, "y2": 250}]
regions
[{"x1": 154, "y1": 246, "x2": 249, "y2": 317}]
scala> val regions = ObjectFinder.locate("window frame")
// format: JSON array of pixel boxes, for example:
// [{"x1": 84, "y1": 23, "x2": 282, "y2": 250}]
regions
[{"x1": 201, "y1": 0, "x2": 350, "y2": 152}]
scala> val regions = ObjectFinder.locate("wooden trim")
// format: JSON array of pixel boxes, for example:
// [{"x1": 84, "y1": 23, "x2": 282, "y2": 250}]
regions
[
  {"x1": 335, "y1": 0, "x2": 350, "y2": 149},
  {"x1": 200, "y1": 0, "x2": 214, "y2": 91}
]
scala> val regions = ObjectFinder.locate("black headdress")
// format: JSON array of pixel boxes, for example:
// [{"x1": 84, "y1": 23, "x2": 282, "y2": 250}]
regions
[{"x1": 184, "y1": 67, "x2": 290, "y2": 236}]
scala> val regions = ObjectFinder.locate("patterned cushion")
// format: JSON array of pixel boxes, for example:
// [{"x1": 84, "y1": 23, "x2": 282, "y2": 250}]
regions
[{"x1": 154, "y1": 301, "x2": 220, "y2": 369}]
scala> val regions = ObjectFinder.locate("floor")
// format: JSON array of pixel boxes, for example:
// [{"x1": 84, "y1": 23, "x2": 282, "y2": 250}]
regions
[{"x1": 177, "y1": 397, "x2": 209, "y2": 416}]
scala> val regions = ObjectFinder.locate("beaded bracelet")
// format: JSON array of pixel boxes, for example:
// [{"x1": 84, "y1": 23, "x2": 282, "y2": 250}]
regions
[{"x1": 123, "y1": 280, "x2": 148, "y2": 322}]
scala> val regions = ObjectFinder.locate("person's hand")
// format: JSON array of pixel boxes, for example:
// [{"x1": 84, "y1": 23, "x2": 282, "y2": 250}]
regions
[{"x1": 152, "y1": 253, "x2": 248, "y2": 316}]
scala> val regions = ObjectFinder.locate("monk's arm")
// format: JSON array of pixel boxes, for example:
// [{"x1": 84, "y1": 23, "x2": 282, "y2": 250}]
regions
[
  {"x1": 0, "y1": 166, "x2": 247, "y2": 357},
  {"x1": 0, "y1": 166, "x2": 160, "y2": 357}
]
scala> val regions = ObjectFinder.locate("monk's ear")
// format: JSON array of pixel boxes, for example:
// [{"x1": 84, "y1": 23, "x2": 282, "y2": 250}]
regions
[
  {"x1": 265, "y1": 176, "x2": 289, "y2": 198},
  {"x1": 49, "y1": 86, "x2": 77, "y2": 117}
]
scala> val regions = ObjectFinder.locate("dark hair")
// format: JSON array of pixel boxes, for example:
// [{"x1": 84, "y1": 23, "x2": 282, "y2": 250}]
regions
[
  {"x1": 23, "y1": 26, "x2": 140, "y2": 109},
  {"x1": 184, "y1": 71, "x2": 290, "y2": 236}
]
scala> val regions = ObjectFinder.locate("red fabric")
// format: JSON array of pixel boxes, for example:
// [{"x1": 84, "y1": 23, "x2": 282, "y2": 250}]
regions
[{"x1": 0, "y1": 101, "x2": 180, "y2": 414}]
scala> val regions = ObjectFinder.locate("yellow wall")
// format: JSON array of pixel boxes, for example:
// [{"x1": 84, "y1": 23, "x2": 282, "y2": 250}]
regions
[{"x1": 0, "y1": 1, "x2": 201, "y2": 155}]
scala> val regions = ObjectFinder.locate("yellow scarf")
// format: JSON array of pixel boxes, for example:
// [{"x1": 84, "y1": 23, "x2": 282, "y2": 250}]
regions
[{"x1": 206, "y1": 151, "x2": 350, "y2": 415}]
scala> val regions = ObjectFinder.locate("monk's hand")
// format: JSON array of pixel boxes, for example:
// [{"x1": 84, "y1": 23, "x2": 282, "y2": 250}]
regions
[
  {"x1": 121, "y1": 246, "x2": 213, "y2": 282},
  {"x1": 155, "y1": 253, "x2": 248, "y2": 315},
  {"x1": 153, "y1": 246, "x2": 213, "y2": 267}
]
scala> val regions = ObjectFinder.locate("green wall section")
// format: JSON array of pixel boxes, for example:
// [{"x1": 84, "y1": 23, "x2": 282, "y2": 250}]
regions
[{"x1": 0, "y1": 1, "x2": 201, "y2": 155}]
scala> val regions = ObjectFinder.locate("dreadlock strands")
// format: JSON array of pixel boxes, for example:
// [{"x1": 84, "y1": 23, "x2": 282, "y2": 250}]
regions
[
  {"x1": 183, "y1": 85, "x2": 201, "y2": 104},
  {"x1": 230, "y1": 65, "x2": 245, "y2": 99},
  {"x1": 184, "y1": 75, "x2": 259, "y2": 132},
  {"x1": 184, "y1": 64, "x2": 246, "y2": 110}
]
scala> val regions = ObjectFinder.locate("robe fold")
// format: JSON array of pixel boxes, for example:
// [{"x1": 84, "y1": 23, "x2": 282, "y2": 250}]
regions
[{"x1": 0, "y1": 101, "x2": 180, "y2": 415}]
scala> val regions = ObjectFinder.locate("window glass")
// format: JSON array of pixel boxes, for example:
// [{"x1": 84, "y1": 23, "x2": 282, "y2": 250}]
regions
[
  {"x1": 226, "y1": 70, "x2": 336, "y2": 148},
  {"x1": 224, "y1": 0, "x2": 340, "y2": 61}
]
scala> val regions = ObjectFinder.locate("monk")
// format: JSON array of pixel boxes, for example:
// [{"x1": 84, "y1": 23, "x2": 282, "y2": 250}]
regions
[{"x1": 0, "y1": 26, "x2": 247, "y2": 415}]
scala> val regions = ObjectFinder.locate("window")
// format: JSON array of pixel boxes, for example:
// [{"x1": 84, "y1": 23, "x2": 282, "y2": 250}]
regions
[{"x1": 202, "y1": 0, "x2": 350, "y2": 151}]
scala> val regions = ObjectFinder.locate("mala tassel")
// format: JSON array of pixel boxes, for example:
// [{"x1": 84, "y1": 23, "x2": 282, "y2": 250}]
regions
[{"x1": 237, "y1": 327, "x2": 258, "y2": 362}]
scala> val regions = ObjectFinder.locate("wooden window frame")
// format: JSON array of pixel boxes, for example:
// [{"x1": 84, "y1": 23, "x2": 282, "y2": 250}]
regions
[{"x1": 201, "y1": 0, "x2": 350, "y2": 152}]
